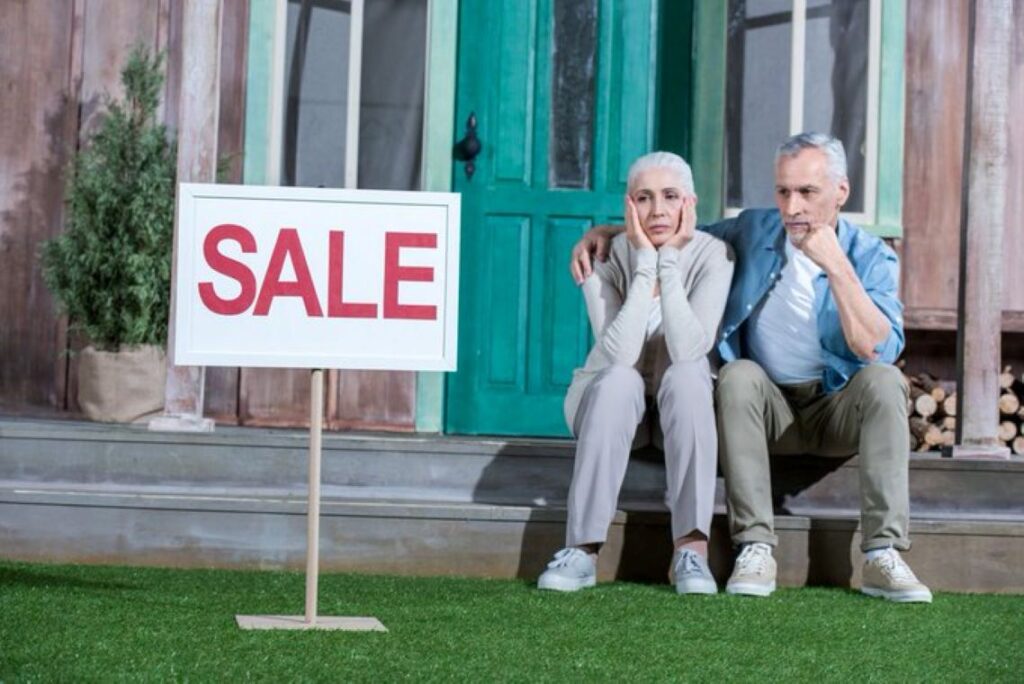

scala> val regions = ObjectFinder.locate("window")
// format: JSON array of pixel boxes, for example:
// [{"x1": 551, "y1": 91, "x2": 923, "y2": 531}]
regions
[
  {"x1": 691, "y1": 0, "x2": 904, "y2": 235},
  {"x1": 257, "y1": 0, "x2": 428, "y2": 191}
]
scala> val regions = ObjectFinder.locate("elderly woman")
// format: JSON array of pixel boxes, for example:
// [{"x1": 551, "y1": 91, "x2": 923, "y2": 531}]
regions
[{"x1": 538, "y1": 152, "x2": 734, "y2": 594}]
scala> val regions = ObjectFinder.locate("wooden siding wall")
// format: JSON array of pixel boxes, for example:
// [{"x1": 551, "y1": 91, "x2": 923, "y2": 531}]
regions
[
  {"x1": 0, "y1": 0, "x2": 250, "y2": 416},
  {"x1": 0, "y1": 1, "x2": 78, "y2": 412},
  {"x1": 902, "y1": 0, "x2": 1024, "y2": 330},
  {"x1": 0, "y1": 0, "x2": 415, "y2": 431}
]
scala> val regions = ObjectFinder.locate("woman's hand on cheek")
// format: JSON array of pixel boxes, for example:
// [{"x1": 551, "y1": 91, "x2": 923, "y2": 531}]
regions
[
  {"x1": 625, "y1": 194, "x2": 654, "y2": 251},
  {"x1": 664, "y1": 196, "x2": 696, "y2": 249}
]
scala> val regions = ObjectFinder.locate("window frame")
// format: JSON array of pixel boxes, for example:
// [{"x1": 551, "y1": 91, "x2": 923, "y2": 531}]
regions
[{"x1": 690, "y1": 0, "x2": 905, "y2": 237}]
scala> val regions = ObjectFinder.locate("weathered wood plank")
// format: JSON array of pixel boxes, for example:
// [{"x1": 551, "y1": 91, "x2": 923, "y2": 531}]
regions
[
  {"x1": 78, "y1": 0, "x2": 163, "y2": 137},
  {"x1": 239, "y1": 369, "x2": 313, "y2": 427},
  {"x1": 904, "y1": 309, "x2": 1024, "y2": 332},
  {"x1": 328, "y1": 371, "x2": 416, "y2": 432},
  {"x1": 204, "y1": 367, "x2": 240, "y2": 424},
  {"x1": 217, "y1": 0, "x2": 250, "y2": 184},
  {"x1": 901, "y1": 0, "x2": 969, "y2": 314},
  {"x1": 0, "y1": 1, "x2": 77, "y2": 410}
]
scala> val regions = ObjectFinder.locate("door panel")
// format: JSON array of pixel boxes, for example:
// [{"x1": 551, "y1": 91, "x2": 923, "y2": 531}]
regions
[{"x1": 446, "y1": 0, "x2": 660, "y2": 436}]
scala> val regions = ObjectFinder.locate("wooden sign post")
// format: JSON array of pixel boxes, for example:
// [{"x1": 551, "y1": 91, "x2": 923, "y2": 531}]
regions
[
  {"x1": 236, "y1": 369, "x2": 385, "y2": 631},
  {"x1": 170, "y1": 183, "x2": 460, "y2": 630}
]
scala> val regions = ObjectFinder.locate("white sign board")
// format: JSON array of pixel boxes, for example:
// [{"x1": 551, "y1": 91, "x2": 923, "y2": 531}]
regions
[{"x1": 173, "y1": 183, "x2": 460, "y2": 370}]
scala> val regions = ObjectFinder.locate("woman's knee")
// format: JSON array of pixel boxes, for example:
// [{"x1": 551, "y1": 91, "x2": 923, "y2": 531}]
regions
[
  {"x1": 580, "y1": 365, "x2": 645, "y2": 418},
  {"x1": 658, "y1": 359, "x2": 712, "y2": 405},
  {"x1": 592, "y1": 364, "x2": 644, "y2": 393}
]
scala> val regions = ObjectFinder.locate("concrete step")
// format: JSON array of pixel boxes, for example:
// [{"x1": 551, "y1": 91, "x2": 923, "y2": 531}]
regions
[
  {"x1": 3, "y1": 417, "x2": 1024, "y2": 592},
  {"x1": 3, "y1": 418, "x2": 1024, "y2": 517},
  {"x1": 2, "y1": 481, "x2": 1023, "y2": 593}
]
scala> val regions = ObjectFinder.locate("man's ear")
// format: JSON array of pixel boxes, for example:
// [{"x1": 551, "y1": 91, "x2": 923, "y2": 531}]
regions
[{"x1": 836, "y1": 178, "x2": 850, "y2": 208}]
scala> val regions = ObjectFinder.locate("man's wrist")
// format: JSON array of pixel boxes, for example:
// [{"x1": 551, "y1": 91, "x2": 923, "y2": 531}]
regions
[{"x1": 822, "y1": 253, "x2": 854, "y2": 280}]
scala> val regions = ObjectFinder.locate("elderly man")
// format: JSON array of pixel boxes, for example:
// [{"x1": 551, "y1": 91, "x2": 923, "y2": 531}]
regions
[{"x1": 570, "y1": 132, "x2": 931, "y2": 603}]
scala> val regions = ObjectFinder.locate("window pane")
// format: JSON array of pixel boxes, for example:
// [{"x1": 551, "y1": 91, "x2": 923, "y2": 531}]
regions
[
  {"x1": 359, "y1": 0, "x2": 427, "y2": 191},
  {"x1": 283, "y1": 0, "x2": 351, "y2": 188},
  {"x1": 803, "y1": 0, "x2": 869, "y2": 212},
  {"x1": 725, "y1": 0, "x2": 793, "y2": 208},
  {"x1": 549, "y1": 0, "x2": 598, "y2": 189}
]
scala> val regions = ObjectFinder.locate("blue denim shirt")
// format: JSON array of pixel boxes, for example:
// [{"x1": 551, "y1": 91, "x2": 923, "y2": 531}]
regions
[{"x1": 700, "y1": 208, "x2": 904, "y2": 393}]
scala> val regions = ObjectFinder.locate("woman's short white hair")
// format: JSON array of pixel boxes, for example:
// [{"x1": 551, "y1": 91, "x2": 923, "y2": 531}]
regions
[
  {"x1": 776, "y1": 132, "x2": 848, "y2": 183},
  {"x1": 627, "y1": 151, "x2": 695, "y2": 196}
]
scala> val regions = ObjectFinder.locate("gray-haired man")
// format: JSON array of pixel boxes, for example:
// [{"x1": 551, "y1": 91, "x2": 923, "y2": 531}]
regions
[{"x1": 571, "y1": 133, "x2": 932, "y2": 602}]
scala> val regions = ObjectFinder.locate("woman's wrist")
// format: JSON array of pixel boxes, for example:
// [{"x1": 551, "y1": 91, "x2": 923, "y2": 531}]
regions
[{"x1": 633, "y1": 247, "x2": 657, "y2": 276}]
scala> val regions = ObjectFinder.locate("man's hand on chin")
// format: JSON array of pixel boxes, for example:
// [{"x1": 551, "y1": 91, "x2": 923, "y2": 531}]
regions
[{"x1": 794, "y1": 222, "x2": 845, "y2": 273}]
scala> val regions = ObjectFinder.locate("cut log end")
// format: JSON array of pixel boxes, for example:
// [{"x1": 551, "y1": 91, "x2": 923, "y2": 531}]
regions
[
  {"x1": 999, "y1": 392, "x2": 1021, "y2": 416},
  {"x1": 998, "y1": 421, "x2": 1018, "y2": 443}
]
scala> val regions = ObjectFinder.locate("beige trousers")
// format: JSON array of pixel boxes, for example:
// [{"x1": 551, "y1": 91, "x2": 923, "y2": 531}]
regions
[
  {"x1": 715, "y1": 359, "x2": 910, "y2": 552},
  {"x1": 566, "y1": 359, "x2": 718, "y2": 546}
]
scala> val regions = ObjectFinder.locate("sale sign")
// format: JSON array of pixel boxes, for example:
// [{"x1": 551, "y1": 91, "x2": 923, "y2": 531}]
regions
[{"x1": 173, "y1": 184, "x2": 460, "y2": 370}]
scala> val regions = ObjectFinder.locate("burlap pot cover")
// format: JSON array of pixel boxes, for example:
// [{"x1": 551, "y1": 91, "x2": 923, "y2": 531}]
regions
[{"x1": 77, "y1": 345, "x2": 167, "y2": 423}]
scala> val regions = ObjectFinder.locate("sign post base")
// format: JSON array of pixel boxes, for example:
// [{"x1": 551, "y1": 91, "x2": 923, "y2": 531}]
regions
[{"x1": 235, "y1": 615, "x2": 386, "y2": 631}]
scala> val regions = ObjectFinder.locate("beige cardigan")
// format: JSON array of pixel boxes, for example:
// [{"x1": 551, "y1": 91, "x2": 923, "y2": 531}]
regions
[{"x1": 563, "y1": 231, "x2": 735, "y2": 432}]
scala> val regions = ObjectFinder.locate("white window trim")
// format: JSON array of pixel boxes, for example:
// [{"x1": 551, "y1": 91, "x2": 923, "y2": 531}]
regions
[
  {"x1": 726, "y1": 0, "x2": 882, "y2": 225},
  {"x1": 265, "y1": 0, "x2": 365, "y2": 189}
]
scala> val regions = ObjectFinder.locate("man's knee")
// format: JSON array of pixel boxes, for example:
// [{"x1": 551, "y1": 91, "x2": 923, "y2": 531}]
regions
[
  {"x1": 850, "y1": 364, "x2": 907, "y2": 408},
  {"x1": 716, "y1": 359, "x2": 768, "y2": 405}
]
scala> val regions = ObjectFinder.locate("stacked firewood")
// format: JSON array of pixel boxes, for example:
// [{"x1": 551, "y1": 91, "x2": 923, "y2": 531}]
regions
[
  {"x1": 997, "y1": 366, "x2": 1024, "y2": 455},
  {"x1": 903, "y1": 365, "x2": 1024, "y2": 455}
]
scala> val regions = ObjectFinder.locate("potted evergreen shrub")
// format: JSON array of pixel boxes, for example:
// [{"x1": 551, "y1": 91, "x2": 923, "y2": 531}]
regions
[{"x1": 41, "y1": 46, "x2": 175, "y2": 423}]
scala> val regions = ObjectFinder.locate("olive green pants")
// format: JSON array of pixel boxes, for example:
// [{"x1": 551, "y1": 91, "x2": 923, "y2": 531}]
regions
[{"x1": 716, "y1": 359, "x2": 910, "y2": 552}]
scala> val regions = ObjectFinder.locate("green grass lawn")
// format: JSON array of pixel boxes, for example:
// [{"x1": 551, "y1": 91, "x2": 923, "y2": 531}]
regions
[{"x1": 1, "y1": 561, "x2": 1021, "y2": 682}]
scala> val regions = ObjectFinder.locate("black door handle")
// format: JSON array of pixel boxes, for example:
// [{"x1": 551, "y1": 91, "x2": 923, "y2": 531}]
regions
[{"x1": 453, "y1": 112, "x2": 481, "y2": 179}]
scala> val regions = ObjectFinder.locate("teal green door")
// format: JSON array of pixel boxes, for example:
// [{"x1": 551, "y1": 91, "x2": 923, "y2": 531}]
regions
[{"x1": 446, "y1": 0, "x2": 671, "y2": 436}]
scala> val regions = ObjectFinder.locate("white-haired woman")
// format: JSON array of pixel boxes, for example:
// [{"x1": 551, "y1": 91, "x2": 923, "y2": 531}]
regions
[{"x1": 538, "y1": 152, "x2": 734, "y2": 594}]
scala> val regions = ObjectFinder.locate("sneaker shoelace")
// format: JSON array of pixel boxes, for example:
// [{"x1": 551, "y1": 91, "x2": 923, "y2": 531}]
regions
[
  {"x1": 548, "y1": 547, "x2": 587, "y2": 569},
  {"x1": 678, "y1": 551, "x2": 704, "y2": 576},
  {"x1": 876, "y1": 549, "x2": 918, "y2": 583},
  {"x1": 735, "y1": 544, "x2": 770, "y2": 576}
]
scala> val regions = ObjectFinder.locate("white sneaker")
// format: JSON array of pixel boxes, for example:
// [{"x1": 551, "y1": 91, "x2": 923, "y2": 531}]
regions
[
  {"x1": 726, "y1": 542, "x2": 777, "y2": 597},
  {"x1": 861, "y1": 548, "x2": 933, "y2": 603},
  {"x1": 537, "y1": 547, "x2": 597, "y2": 592},
  {"x1": 670, "y1": 549, "x2": 718, "y2": 595}
]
